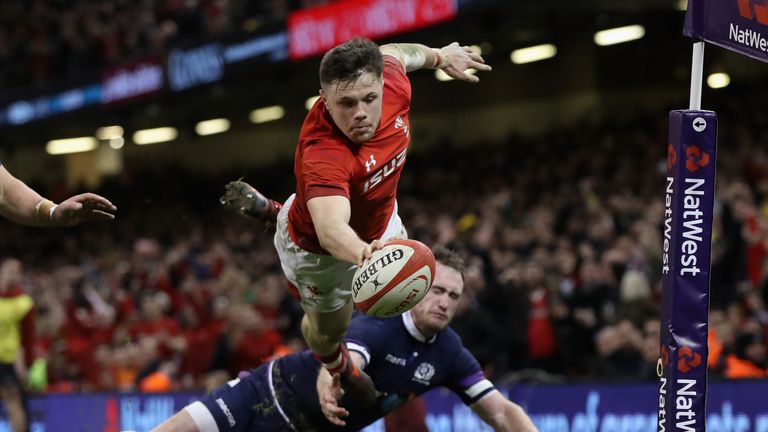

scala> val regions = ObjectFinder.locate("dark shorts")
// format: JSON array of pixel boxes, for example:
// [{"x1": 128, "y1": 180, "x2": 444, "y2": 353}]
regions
[
  {"x1": 189, "y1": 361, "x2": 299, "y2": 432},
  {"x1": 0, "y1": 363, "x2": 21, "y2": 390}
]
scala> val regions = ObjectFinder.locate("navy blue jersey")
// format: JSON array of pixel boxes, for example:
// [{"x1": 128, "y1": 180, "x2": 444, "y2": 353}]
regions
[
  {"x1": 344, "y1": 311, "x2": 494, "y2": 408},
  {"x1": 192, "y1": 312, "x2": 494, "y2": 432}
]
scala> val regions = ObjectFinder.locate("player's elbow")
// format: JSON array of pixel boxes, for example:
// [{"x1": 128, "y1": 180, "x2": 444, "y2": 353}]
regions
[
  {"x1": 487, "y1": 411, "x2": 509, "y2": 431},
  {"x1": 313, "y1": 216, "x2": 348, "y2": 249},
  {"x1": 492, "y1": 403, "x2": 536, "y2": 432},
  {"x1": 314, "y1": 224, "x2": 337, "y2": 251}
]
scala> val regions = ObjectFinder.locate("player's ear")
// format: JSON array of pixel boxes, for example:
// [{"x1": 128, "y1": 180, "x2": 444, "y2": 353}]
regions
[{"x1": 319, "y1": 88, "x2": 329, "y2": 109}]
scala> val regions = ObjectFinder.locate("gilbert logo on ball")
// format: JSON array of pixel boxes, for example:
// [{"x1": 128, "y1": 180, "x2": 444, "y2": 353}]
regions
[{"x1": 352, "y1": 239, "x2": 436, "y2": 317}]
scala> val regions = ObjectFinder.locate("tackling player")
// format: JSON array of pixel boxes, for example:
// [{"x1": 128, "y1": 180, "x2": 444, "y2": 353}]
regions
[{"x1": 152, "y1": 246, "x2": 538, "y2": 432}]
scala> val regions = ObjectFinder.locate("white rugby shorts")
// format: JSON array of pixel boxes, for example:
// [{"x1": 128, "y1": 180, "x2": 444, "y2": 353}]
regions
[{"x1": 274, "y1": 194, "x2": 407, "y2": 312}]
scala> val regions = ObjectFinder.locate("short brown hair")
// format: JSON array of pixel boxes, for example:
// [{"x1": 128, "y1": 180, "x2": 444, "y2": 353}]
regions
[
  {"x1": 432, "y1": 245, "x2": 465, "y2": 277},
  {"x1": 319, "y1": 38, "x2": 383, "y2": 87}
]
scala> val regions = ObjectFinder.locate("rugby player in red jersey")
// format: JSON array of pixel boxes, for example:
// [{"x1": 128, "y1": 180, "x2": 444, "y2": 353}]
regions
[{"x1": 223, "y1": 38, "x2": 491, "y2": 403}]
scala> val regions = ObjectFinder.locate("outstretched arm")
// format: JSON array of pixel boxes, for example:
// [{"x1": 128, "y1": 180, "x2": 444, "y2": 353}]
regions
[
  {"x1": 471, "y1": 391, "x2": 538, "y2": 432},
  {"x1": 379, "y1": 42, "x2": 492, "y2": 82},
  {"x1": 0, "y1": 164, "x2": 49, "y2": 226},
  {"x1": 0, "y1": 164, "x2": 116, "y2": 227}
]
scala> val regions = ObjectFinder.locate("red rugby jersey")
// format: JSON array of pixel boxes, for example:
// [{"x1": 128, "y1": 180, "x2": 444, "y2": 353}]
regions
[{"x1": 288, "y1": 56, "x2": 412, "y2": 254}]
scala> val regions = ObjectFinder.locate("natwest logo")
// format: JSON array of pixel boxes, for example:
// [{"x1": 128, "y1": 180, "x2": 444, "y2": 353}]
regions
[
  {"x1": 686, "y1": 145, "x2": 710, "y2": 172},
  {"x1": 667, "y1": 144, "x2": 677, "y2": 172},
  {"x1": 678, "y1": 346, "x2": 702, "y2": 373},
  {"x1": 738, "y1": 0, "x2": 768, "y2": 25}
]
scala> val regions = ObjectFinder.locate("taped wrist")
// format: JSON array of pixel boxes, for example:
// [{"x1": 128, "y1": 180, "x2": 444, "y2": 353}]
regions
[
  {"x1": 34, "y1": 199, "x2": 57, "y2": 223},
  {"x1": 432, "y1": 48, "x2": 446, "y2": 69}
]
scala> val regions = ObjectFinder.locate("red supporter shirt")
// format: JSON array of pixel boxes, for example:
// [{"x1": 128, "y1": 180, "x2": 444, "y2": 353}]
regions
[{"x1": 288, "y1": 56, "x2": 412, "y2": 254}]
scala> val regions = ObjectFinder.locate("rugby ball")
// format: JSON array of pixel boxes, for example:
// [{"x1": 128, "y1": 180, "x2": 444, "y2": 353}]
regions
[{"x1": 352, "y1": 239, "x2": 436, "y2": 317}]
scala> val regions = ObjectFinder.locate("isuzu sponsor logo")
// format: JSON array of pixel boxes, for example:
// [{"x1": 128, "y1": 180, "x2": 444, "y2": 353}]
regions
[{"x1": 362, "y1": 149, "x2": 407, "y2": 192}]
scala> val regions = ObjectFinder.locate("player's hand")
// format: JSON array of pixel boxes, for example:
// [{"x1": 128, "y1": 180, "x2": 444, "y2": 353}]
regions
[
  {"x1": 53, "y1": 193, "x2": 117, "y2": 226},
  {"x1": 320, "y1": 373, "x2": 349, "y2": 426},
  {"x1": 358, "y1": 239, "x2": 386, "y2": 266},
  {"x1": 438, "y1": 42, "x2": 492, "y2": 83}
]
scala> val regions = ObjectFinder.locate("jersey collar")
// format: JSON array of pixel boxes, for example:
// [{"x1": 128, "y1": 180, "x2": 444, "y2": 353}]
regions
[{"x1": 403, "y1": 311, "x2": 437, "y2": 344}]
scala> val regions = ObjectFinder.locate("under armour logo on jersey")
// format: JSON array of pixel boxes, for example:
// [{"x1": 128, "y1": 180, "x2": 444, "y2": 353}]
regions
[
  {"x1": 365, "y1": 154, "x2": 377, "y2": 172},
  {"x1": 394, "y1": 115, "x2": 409, "y2": 136}
]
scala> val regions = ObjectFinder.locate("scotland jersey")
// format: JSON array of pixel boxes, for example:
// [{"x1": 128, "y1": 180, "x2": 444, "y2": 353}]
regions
[
  {"x1": 188, "y1": 312, "x2": 495, "y2": 432},
  {"x1": 344, "y1": 311, "x2": 495, "y2": 409}
]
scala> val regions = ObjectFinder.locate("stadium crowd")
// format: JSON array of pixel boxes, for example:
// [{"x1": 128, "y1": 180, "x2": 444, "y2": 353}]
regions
[
  {"x1": 0, "y1": 0, "x2": 334, "y2": 91},
  {"x1": 2, "y1": 88, "x2": 768, "y2": 393}
]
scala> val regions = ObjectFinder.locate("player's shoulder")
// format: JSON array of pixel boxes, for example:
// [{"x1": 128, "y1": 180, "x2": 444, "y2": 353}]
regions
[
  {"x1": 382, "y1": 55, "x2": 410, "y2": 98},
  {"x1": 382, "y1": 54, "x2": 405, "y2": 73},
  {"x1": 349, "y1": 312, "x2": 400, "y2": 330},
  {"x1": 300, "y1": 104, "x2": 348, "y2": 142},
  {"x1": 434, "y1": 326, "x2": 466, "y2": 352},
  {"x1": 300, "y1": 134, "x2": 356, "y2": 161},
  {"x1": 348, "y1": 313, "x2": 403, "y2": 339}
]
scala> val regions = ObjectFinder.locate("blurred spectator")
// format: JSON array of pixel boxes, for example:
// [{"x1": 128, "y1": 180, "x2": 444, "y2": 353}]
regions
[
  {"x1": 0, "y1": 259, "x2": 36, "y2": 432},
  {"x1": 725, "y1": 330, "x2": 767, "y2": 379}
]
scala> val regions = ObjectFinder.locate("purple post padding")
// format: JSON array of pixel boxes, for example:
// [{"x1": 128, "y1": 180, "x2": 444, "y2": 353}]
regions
[
  {"x1": 658, "y1": 110, "x2": 717, "y2": 432},
  {"x1": 684, "y1": 0, "x2": 768, "y2": 64}
]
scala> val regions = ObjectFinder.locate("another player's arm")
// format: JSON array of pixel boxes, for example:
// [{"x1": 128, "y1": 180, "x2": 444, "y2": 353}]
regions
[
  {"x1": 471, "y1": 391, "x2": 538, "y2": 432},
  {"x1": 317, "y1": 349, "x2": 368, "y2": 426},
  {"x1": 0, "y1": 164, "x2": 116, "y2": 227},
  {"x1": 379, "y1": 42, "x2": 492, "y2": 82},
  {"x1": 151, "y1": 410, "x2": 199, "y2": 432},
  {"x1": 0, "y1": 164, "x2": 55, "y2": 226},
  {"x1": 307, "y1": 196, "x2": 384, "y2": 266}
]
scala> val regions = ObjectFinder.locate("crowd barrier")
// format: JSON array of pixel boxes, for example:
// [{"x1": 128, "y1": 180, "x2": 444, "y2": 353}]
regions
[{"x1": 1, "y1": 380, "x2": 766, "y2": 431}]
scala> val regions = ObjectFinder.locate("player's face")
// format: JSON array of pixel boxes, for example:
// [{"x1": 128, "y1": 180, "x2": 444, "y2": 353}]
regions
[
  {"x1": 411, "y1": 262, "x2": 464, "y2": 336},
  {"x1": 320, "y1": 73, "x2": 383, "y2": 144}
]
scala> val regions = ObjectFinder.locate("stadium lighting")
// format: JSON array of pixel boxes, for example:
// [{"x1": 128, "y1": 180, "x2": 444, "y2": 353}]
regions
[
  {"x1": 133, "y1": 127, "x2": 178, "y2": 145},
  {"x1": 195, "y1": 118, "x2": 231, "y2": 135},
  {"x1": 707, "y1": 72, "x2": 730, "y2": 89},
  {"x1": 250, "y1": 106, "x2": 285, "y2": 124},
  {"x1": 46, "y1": 137, "x2": 98, "y2": 155},
  {"x1": 594, "y1": 25, "x2": 646, "y2": 46},
  {"x1": 510, "y1": 44, "x2": 557, "y2": 64},
  {"x1": 96, "y1": 125, "x2": 124, "y2": 140},
  {"x1": 109, "y1": 137, "x2": 125, "y2": 149},
  {"x1": 305, "y1": 96, "x2": 321, "y2": 111},
  {"x1": 676, "y1": 0, "x2": 688, "y2": 11}
]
